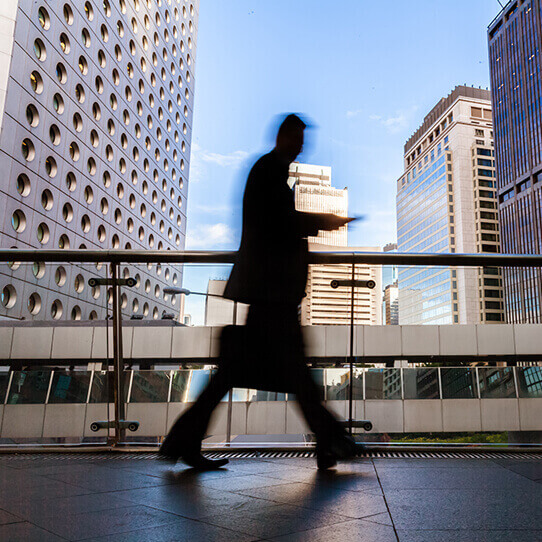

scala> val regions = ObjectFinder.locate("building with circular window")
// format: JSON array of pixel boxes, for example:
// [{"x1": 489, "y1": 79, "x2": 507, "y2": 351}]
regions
[{"x1": 0, "y1": 0, "x2": 198, "y2": 321}]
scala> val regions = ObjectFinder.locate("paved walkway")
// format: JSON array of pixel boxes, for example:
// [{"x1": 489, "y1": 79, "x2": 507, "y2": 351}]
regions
[{"x1": 0, "y1": 453, "x2": 541, "y2": 541}]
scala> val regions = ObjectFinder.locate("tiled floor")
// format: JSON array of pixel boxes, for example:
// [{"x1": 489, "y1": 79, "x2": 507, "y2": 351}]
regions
[{"x1": 0, "y1": 454, "x2": 541, "y2": 541}]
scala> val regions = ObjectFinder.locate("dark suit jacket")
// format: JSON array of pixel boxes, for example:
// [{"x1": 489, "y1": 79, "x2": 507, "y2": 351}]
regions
[{"x1": 223, "y1": 150, "x2": 332, "y2": 306}]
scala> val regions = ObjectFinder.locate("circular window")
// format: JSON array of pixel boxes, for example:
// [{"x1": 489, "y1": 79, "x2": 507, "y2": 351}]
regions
[
  {"x1": 110, "y1": 94, "x2": 118, "y2": 110},
  {"x1": 98, "y1": 49, "x2": 106, "y2": 68},
  {"x1": 105, "y1": 145, "x2": 113, "y2": 162},
  {"x1": 84, "y1": 185, "x2": 94, "y2": 204},
  {"x1": 73, "y1": 113, "x2": 83, "y2": 132},
  {"x1": 55, "y1": 266, "x2": 67, "y2": 286},
  {"x1": 92, "y1": 102, "x2": 101, "y2": 120},
  {"x1": 45, "y1": 156, "x2": 57, "y2": 178},
  {"x1": 38, "y1": 7, "x2": 51, "y2": 29},
  {"x1": 32, "y1": 261, "x2": 45, "y2": 279},
  {"x1": 63, "y1": 3, "x2": 73, "y2": 24},
  {"x1": 37, "y1": 222, "x2": 50, "y2": 244},
  {"x1": 30, "y1": 71, "x2": 43, "y2": 94},
  {"x1": 114, "y1": 208, "x2": 122, "y2": 224},
  {"x1": 89, "y1": 310, "x2": 98, "y2": 320},
  {"x1": 28, "y1": 292, "x2": 42, "y2": 315},
  {"x1": 78, "y1": 56, "x2": 88, "y2": 75},
  {"x1": 95, "y1": 76, "x2": 104, "y2": 94},
  {"x1": 90, "y1": 129, "x2": 99, "y2": 148},
  {"x1": 101, "y1": 24, "x2": 109, "y2": 42},
  {"x1": 34, "y1": 39, "x2": 46, "y2": 61},
  {"x1": 103, "y1": 171, "x2": 111, "y2": 188},
  {"x1": 53, "y1": 93, "x2": 64, "y2": 113},
  {"x1": 21, "y1": 138, "x2": 35, "y2": 161},
  {"x1": 62, "y1": 202, "x2": 73, "y2": 222},
  {"x1": 25, "y1": 104, "x2": 39, "y2": 127},
  {"x1": 127, "y1": 217, "x2": 134, "y2": 233},
  {"x1": 58, "y1": 234, "x2": 70, "y2": 249},
  {"x1": 49, "y1": 124, "x2": 61, "y2": 145},
  {"x1": 132, "y1": 298, "x2": 139, "y2": 313},
  {"x1": 71, "y1": 306, "x2": 82, "y2": 320},
  {"x1": 66, "y1": 172, "x2": 76, "y2": 192},
  {"x1": 75, "y1": 84, "x2": 85, "y2": 103},
  {"x1": 107, "y1": 119, "x2": 115, "y2": 135},
  {"x1": 111, "y1": 234, "x2": 120, "y2": 249},
  {"x1": 69, "y1": 142, "x2": 80, "y2": 161},
  {"x1": 1, "y1": 285, "x2": 17, "y2": 309},
  {"x1": 74, "y1": 274, "x2": 84, "y2": 293},
  {"x1": 16, "y1": 173, "x2": 31, "y2": 196},
  {"x1": 87, "y1": 157, "x2": 97, "y2": 175},
  {"x1": 117, "y1": 183, "x2": 124, "y2": 199},
  {"x1": 59, "y1": 33, "x2": 70, "y2": 54},
  {"x1": 51, "y1": 299, "x2": 63, "y2": 320},
  {"x1": 82, "y1": 28, "x2": 91, "y2": 47},
  {"x1": 97, "y1": 224, "x2": 106, "y2": 242},
  {"x1": 91, "y1": 284, "x2": 100, "y2": 299},
  {"x1": 81, "y1": 214, "x2": 91, "y2": 233},
  {"x1": 40, "y1": 191, "x2": 53, "y2": 214},
  {"x1": 11, "y1": 210, "x2": 26, "y2": 233}
]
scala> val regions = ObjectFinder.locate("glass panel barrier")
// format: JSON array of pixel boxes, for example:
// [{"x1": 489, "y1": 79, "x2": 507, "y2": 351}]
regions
[
  {"x1": 477, "y1": 367, "x2": 517, "y2": 398},
  {"x1": 129, "y1": 370, "x2": 171, "y2": 403},
  {"x1": 403, "y1": 368, "x2": 440, "y2": 399},
  {"x1": 7, "y1": 370, "x2": 50, "y2": 404},
  {"x1": 441, "y1": 368, "x2": 478, "y2": 399},
  {"x1": 516, "y1": 366, "x2": 542, "y2": 398},
  {"x1": 365, "y1": 369, "x2": 402, "y2": 400},
  {"x1": 0, "y1": 371, "x2": 10, "y2": 403},
  {"x1": 89, "y1": 370, "x2": 130, "y2": 403},
  {"x1": 169, "y1": 370, "x2": 191, "y2": 402},
  {"x1": 49, "y1": 370, "x2": 91, "y2": 403}
]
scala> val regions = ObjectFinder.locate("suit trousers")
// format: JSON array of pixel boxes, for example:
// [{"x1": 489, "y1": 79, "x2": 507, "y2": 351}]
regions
[{"x1": 166, "y1": 304, "x2": 346, "y2": 447}]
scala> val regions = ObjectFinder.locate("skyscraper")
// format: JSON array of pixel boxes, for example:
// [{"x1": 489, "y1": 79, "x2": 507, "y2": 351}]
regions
[
  {"x1": 0, "y1": 0, "x2": 198, "y2": 321},
  {"x1": 396, "y1": 86, "x2": 504, "y2": 325},
  {"x1": 289, "y1": 162, "x2": 382, "y2": 326},
  {"x1": 488, "y1": 0, "x2": 542, "y2": 323}
]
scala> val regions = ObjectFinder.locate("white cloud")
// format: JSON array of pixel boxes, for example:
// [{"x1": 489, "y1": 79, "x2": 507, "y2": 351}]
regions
[
  {"x1": 192, "y1": 143, "x2": 249, "y2": 168},
  {"x1": 369, "y1": 106, "x2": 419, "y2": 134},
  {"x1": 346, "y1": 108, "x2": 363, "y2": 119},
  {"x1": 186, "y1": 223, "x2": 235, "y2": 249}
]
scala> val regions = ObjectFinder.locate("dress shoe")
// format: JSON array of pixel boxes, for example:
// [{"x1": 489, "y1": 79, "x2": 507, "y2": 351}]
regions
[{"x1": 159, "y1": 437, "x2": 229, "y2": 470}]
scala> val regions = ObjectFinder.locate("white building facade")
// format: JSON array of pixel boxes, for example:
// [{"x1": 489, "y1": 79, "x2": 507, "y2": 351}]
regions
[
  {"x1": 0, "y1": 0, "x2": 198, "y2": 321},
  {"x1": 397, "y1": 86, "x2": 503, "y2": 325}
]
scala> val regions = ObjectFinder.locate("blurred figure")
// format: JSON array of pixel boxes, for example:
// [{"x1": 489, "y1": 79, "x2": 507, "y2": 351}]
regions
[{"x1": 160, "y1": 114, "x2": 357, "y2": 470}]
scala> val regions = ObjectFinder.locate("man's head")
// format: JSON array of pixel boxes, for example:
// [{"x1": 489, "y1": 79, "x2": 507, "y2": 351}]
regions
[{"x1": 275, "y1": 114, "x2": 306, "y2": 163}]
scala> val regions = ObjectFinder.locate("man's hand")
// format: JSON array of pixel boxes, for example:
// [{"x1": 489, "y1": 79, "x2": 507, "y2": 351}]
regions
[{"x1": 321, "y1": 214, "x2": 357, "y2": 231}]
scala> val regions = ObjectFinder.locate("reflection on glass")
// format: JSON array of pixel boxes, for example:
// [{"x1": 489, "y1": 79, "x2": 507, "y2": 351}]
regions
[
  {"x1": 441, "y1": 368, "x2": 477, "y2": 399},
  {"x1": 352, "y1": 369, "x2": 364, "y2": 400},
  {"x1": 89, "y1": 371, "x2": 129, "y2": 403},
  {"x1": 517, "y1": 367, "x2": 542, "y2": 398},
  {"x1": 130, "y1": 371, "x2": 170, "y2": 402},
  {"x1": 365, "y1": 369, "x2": 401, "y2": 399},
  {"x1": 247, "y1": 389, "x2": 286, "y2": 401},
  {"x1": 7, "y1": 371, "x2": 50, "y2": 404},
  {"x1": 478, "y1": 368, "x2": 516, "y2": 398},
  {"x1": 169, "y1": 370, "x2": 190, "y2": 402},
  {"x1": 0, "y1": 372, "x2": 10, "y2": 403},
  {"x1": 49, "y1": 371, "x2": 91, "y2": 403},
  {"x1": 325, "y1": 368, "x2": 350, "y2": 401},
  {"x1": 403, "y1": 368, "x2": 440, "y2": 399}
]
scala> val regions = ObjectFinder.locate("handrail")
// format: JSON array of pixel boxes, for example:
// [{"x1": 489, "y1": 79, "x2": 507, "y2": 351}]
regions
[{"x1": 1, "y1": 249, "x2": 542, "y2": 267}]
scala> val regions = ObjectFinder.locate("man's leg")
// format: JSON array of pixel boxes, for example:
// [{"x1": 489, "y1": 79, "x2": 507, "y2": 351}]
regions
[{"x1": 160, "y1": 366, "x2": 231, "y2": 468}]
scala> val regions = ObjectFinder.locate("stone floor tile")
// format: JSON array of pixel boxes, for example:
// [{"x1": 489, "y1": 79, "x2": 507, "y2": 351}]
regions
[
  {"x1": 1, "y1": 492, "x2": 136, "y2": 523},
  {"x1": 496, "y1": 460, "x2": 542, "y2": 481},
  {"x1": 199, "y1": 503, "x2": 352, "y2": 538},
  {"x1": 238, "y1": 482, "x2": 388, "y2": 519},
  {"x1": 0, "y1": 521, "x2": 68, "y2": 541},
  {"x1": 81, "y1": 517, "x2": 258, "y2": 542},
  {"x1": 376, "y1": 466, "x2": 537, "y2": 491},
  {"x1": 269, "y1": 518, "x2": 398, "y2": 542},
  {"x1": 372, "y1": 459, "x2": 500, "y2": 469},
  {"x1": 0, "y1": 508, "x2": 23, "y2": 525},
  {"x1": 396, "y1": 529, "x2": 542, "y2": 541},
  {"x1": 0, "y1": 478, "x2": 92, "y2": 505},
  {"x1": 194, "y1": 473, "x2": 294, "y2": 492},
  {"x1": 385, "y1": 487, "x2": 542, "y2": 531},
  {"x1": 31, "y1": 504, "x2": 182, "y2": 541}
]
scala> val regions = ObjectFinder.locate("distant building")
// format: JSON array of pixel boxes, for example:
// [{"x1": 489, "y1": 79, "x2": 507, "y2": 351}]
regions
[
  {"x1": 204, "y1": 280, "x2": 248, "y2": 326},
  {"x1": 488, "y1": 1, "x2": 542, "y2": 323},
  {"x1": 383, "y1": 282, "x2": 399, "y2": 325},
  {"x1": 396, "y1": 86, "x2": 504, "y2": 325},
  {"x1": 290, "y1": 160, "x2": 381, "y2": 326}
]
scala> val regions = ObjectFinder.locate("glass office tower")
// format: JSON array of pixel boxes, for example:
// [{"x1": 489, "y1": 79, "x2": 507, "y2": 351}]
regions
[
  {"x1": 396, "y1": 86, "x2": 503, "y2": 325},
  {"x1": 488, "y1": 0, "x2": 542, "y2": 323}
]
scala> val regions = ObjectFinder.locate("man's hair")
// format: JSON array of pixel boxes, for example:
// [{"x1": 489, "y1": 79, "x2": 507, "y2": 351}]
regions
[{"x1": 277, "y1": 114, "x2": 306, "y2": 138}]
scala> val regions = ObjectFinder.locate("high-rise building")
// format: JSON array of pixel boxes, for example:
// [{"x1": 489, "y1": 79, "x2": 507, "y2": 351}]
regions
[
  {"x1": 396, "y1": 86, "x2": 504, "y2": 325},
  {"x1": 289, "y1": 162, "x2": 381, "y2": 326},
  {"x1": 0, "y1": 0, "x2": 198, "y2": 321},
  {"x1": 488, "y1": 1, "x2": 542, "y2": 323},
  {"x1": 383, "y1": 282, "x2": 398, "y2": 325}
]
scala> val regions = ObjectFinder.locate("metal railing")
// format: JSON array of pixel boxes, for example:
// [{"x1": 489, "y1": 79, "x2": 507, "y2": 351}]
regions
[{"x1": 2, "y1": 249, "x2": 542, "y2": 447}]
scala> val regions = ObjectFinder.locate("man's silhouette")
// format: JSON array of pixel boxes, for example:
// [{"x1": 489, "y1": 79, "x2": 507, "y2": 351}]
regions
[{"x1": 160, "y1": 114, "x2": 356, "y2": 469}]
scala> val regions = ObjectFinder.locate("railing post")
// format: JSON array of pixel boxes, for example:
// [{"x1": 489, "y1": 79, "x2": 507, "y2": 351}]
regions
[
  {"x1": 348, "y1": 260, "x2": 355, "y2": 436},
  {"x1": 226, "y1": 301, "x2": 237, "y2": 445},
  {"x1": 111, "y1": 263, "x2": 126, "y2": 445}
]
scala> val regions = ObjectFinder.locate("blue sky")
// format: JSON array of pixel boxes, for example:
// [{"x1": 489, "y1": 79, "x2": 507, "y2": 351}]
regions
[{"x1": 182, "y1": 0, "x2": 504, "y2": 323}]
